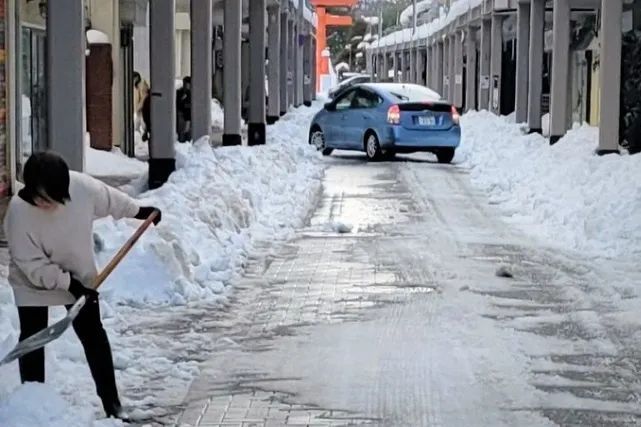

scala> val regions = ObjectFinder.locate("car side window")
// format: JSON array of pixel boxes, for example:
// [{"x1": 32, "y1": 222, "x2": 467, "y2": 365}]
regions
[
  {"x1": 335, "y1": 90, "x2": 356, "y2": 111},
  {"x1": 351, "y1": 89, "x2": 381, "y2": 109}
]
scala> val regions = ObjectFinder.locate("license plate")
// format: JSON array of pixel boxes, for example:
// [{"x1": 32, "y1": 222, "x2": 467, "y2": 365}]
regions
[{"x1": 418, "y1": 115, "x2": 436, "y2": 126}]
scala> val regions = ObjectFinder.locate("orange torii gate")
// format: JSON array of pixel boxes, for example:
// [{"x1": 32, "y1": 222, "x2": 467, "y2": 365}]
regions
[{"x1": 310, "y1": 0, "x2": 358, "y2": 91}]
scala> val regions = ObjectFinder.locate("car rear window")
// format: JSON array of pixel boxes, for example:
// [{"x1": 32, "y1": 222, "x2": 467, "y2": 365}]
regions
[{"x1": 387, "y1": 85, "x2": 441, "y2": 102}]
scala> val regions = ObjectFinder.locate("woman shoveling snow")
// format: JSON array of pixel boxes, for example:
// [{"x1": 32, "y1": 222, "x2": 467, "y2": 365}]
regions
[{"x1": 3, "y1": 152, "x2": 161, "y2": 421}]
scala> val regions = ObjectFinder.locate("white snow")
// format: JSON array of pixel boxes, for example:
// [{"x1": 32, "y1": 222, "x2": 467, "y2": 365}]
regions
[
  {"x1": 86, "y1": 30, "x2": 110, "y2": 45},
  {"x1": 85, "y1": 146, "x2": 147, "y2": 179},
  {"x1": 0, "y1": 103, "x2": 324, "y2": 424},
  {"x1": 371, "y1": 0, "x2": 484, "y2": 48},
  {"x1": 457, "y1": 111, "x2": 641, "y2": 260}
]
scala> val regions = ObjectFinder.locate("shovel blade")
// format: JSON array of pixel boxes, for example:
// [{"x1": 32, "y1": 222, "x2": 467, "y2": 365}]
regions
[{"x1": 0, "y1": 297, "x2": 86, "y2": 366}]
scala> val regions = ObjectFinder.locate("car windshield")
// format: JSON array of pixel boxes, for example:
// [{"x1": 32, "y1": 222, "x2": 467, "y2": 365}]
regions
[{"x1": 384, "y1": 85, "x2": 442, "y2": 102}]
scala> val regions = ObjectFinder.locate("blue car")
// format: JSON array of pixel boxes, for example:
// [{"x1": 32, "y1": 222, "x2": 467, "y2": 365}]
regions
[{"x1": 309, "y1": 83, "x2": 461, "y2": 163}]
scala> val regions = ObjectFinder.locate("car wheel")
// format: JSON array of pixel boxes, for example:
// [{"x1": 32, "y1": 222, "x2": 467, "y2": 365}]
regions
[
  {"x1": 365, "y1": 132, "x2": 382, "y2": 161},
  {"x1": 436, "y1": 148, "x2": 455, "y2": 164},
  {"x1": 309, "y1": 128, "x2": 333, "y2": 156}
]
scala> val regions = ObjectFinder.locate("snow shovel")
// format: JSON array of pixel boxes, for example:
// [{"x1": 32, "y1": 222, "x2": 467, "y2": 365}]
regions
[{"x1": 0, "y1": 210, "x2": 159, "y2": 367}]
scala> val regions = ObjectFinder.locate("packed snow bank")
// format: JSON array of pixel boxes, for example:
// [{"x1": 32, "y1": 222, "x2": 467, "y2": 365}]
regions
[
  {"x1": 457, "y1": 111, "x2": 641, "y2": 259},
  {"x1": 0, "y1": 103, "x2": 323, "y2": 423},
  {"x1": 95, "y1": 105, "x2": 323, "y2": 304}
]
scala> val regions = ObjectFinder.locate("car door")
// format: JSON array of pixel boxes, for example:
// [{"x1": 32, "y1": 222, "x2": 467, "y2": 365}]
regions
[
  {"x1": 342, "y1": 88, "x2": 382, "y2": 149},
  {"x1": 326, "y1": 89, "x2": 357, "y2": 148}
]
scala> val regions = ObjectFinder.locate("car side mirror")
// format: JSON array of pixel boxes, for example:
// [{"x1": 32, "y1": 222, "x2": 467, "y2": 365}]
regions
[{"x1": 324, "y1": 102, "x2": 336, "y2": 112}]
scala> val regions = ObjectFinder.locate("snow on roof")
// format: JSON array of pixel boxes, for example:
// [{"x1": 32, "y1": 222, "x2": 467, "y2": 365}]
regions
[
  {"x1": 370, "y1": 0, "x2": 483, "y2": 50},
  {"x1": 399, "y1": 0, "x2": 436, "y2": 27}
]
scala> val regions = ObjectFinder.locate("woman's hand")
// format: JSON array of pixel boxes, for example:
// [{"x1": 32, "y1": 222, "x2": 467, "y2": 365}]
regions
[
  {"x1": 135, "y1": 206, "x2": 161, "y2": 225},
  {"x1": 68, "y1": 278, "x2": 99, "y2": 303}
]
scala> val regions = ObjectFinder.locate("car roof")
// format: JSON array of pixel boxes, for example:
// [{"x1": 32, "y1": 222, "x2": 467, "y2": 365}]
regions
[
  {"x1": 360, "y1": 83, "x2": 443, "y2": 102},
  {"x1": 338, "y1": 74, "x2": 370, "y2": 85}
]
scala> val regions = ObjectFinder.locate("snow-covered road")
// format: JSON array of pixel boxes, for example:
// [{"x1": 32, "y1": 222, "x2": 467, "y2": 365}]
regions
[
  {"x1": 171, "y1": 153, "x2": 641, "y2": 426},
  {"x1": 3, "y1": 106, "x2": 641, "y2": 426}
]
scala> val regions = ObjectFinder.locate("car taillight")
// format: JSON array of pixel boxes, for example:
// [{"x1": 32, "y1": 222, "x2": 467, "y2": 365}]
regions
[
  {"x1": 387, "y1": 105, "x2": 401, "y2": 125},
  {"x1": 451, "y1": 105, "x2": 460, "y2": 125}
]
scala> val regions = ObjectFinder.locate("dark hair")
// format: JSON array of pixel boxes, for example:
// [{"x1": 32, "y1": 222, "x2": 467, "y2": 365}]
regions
[
  {"x1": 133, "y1": 71, "x2": 141, "y2": 87},
  {"x1": 18, "y1": 152, "x2": 71, "y2": 206},
  {"x1": 182, "y1": 76, "x2": 191, "y2": 84}
]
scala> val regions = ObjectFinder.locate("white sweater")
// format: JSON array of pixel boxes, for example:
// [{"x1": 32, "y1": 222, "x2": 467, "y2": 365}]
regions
[{"x1": 4, "y1": 172, "x2": 140, "y2": 306}]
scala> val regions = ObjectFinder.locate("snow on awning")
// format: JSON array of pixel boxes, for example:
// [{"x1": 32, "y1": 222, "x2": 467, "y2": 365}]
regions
[{"x1": 368, "y1": 0, "x2": 483, "y2": 50}]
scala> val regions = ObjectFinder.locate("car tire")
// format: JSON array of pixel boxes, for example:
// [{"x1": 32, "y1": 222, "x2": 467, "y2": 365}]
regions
[
  {"x1": 436, "y1": 148, "x2": 455, "y2": 164},
  {"x1": 309, "y1": 127, "x2": 333, "y2": 156},
  {"x1": 365, "y1": 132, "x2": 383, "y2": 161}
]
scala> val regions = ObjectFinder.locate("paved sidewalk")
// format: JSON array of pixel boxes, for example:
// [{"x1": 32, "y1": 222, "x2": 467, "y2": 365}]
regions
[{"x1": 168, "y1": 154, "x2": 641, "y2": 427}]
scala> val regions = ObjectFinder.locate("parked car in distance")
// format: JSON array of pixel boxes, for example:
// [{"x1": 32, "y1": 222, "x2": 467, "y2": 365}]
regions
[
  {"x1": 309, "y1": 83, "x2": 461, "y2": 163},
  {"x1": 328, "y1": 74, "x2": 371, "y2": 99}
]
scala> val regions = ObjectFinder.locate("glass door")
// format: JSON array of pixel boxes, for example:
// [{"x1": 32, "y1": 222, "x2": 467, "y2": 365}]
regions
[{"x1": 17, "y1": 26, "x2": 46, "y2": 179}]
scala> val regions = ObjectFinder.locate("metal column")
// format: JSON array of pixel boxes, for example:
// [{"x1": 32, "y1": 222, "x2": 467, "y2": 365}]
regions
[
  {"x1": 515, "y1": 1, "x2": 530, "y2": 123},
  {"x1": 393, "y1": 50, "x2": 399, "y2": 82},
  {"x1": 303, "y1": 22, "x2": 313, "y2": 106},
  {"x1": 465, "y1": 26, "x2": 477, "y2": 112},
  {"x1": 382, "y1": 49, "x2": 389, "y2": 81},
  {"x1": 295, "y1": 0, "x2": 304, "y2": 107},
  {"x1": 489, "y1": 14, "x2": 503, "y2": 115},
  {"x1": 47, "y1": 0, "x2": 85, "y2": 171},
  {"x1": 248, "y1": 0, "x2": 266, "y2": 145},
  {"x1": 527, "y1": 0, "x2": 545, "y2": 133},
  {"x1": 426, "y1": 44, "x2": 433, "y2": 88},
  {"x1": 409, "y1": 45, "x2": 416, "y2": 83},
  {"x1": 454, "y1": 31, "x2": 464, "y2": 109},
  {"x1": 443, "y1": 37, "x2": 450, "y2": 100},
  {"x1": 148, "y1": 0, "x2": 176, "y2": 187},
  {"x1": 191, "y1": 0, "x2": 213, "y2": 142},
  {"x1": 280, "y1": 8, "x2": 289, "y2": 115},
  {"x1": 267, "y1": 4, "x2": 281, "y2": 123},
  {"x1": 550, "y1": 0, "x2": 570, "y2": 144},
  {"x1": 597, "y1": 0, "x2": 623, "y2": 154},
  {"x1": 449, "y1": 36, "x2": 456, "y2": 103},
  {"x1": 287, "y1": 17, "x2": 294, "y2": 107},
  {"x1": 401, "y1": 48, "x2": 407, "y2": 82},
  {"x1": 223, "y1": 0, "x2": 242, "y2": 146},
  {"x1": 435, "y1": 41, "x2": 444, "y2": 95},
  {"x1": 311, "y1": 35, "x2": 317, "y2": 100},
  {"x1": 479, "y1": 18, "x2": 491, "y2": 110},
  {"x1": 417, "y1": 46, "x2": 425, "y2": 85}
]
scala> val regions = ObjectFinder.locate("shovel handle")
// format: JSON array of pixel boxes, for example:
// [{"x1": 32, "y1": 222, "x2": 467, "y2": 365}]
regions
[{"x1": 92, "y1": 210, "x2": 159, "y2": 290}]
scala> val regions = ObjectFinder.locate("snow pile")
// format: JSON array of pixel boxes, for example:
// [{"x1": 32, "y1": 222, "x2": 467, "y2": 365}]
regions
[
  {"x1": 96, "y1": 105, "x2": 323, "y2": 304},
  {"x1": 85, "y1": 146, "x2": 147, "y2": 178},
  {"x1": 458, "y1": 111, "x2": 641, "y2": 259},
  {"x1": 0, "y1": 103, "x2": 323, "y2": 423},
  {"x1": 0, "y1": 383, "x2": 121, "y2": 427},
  {"x1": 211, "y1": 99, "x2": 225, "y2": 130}
]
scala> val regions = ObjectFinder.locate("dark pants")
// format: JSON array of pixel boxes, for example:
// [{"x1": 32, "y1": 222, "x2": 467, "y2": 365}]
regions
[{"x1": 17, "y1": 300, "x2": 121, "y2": 411}]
